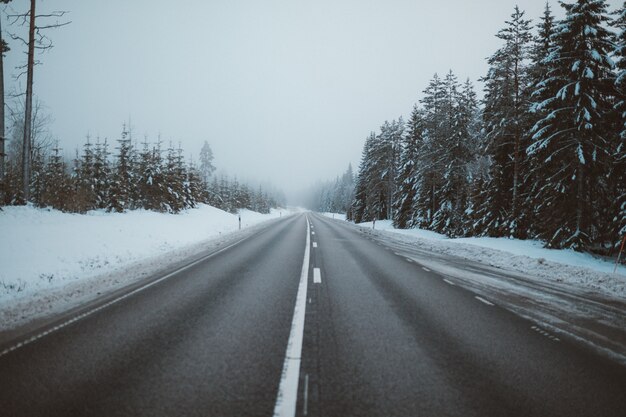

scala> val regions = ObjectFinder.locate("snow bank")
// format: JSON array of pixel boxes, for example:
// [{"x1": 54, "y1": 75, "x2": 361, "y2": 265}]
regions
[
  {"x1": 338, "y1": 218, "x2": 626, "y2": 298},
  {"x1": 321, "y1": 212, "x2": 347, "y2": 221},
  {"x1": 0, "y1": 204, "x2": 285, "y2": 309}
]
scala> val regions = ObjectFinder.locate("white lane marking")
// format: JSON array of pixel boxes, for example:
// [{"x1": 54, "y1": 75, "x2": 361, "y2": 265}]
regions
[
  {"x1": 405, "y1": 258, "x2": 413, "y2": 263},
  {"x1": 313, "y1": 268, "x2": 322, "y2": 284},
  {"x1": 0, "y1": 235, "x2": 252, "y2": 359},
  {"x1": 422, "y1": 267, "x2": 431, "y2": 272},
  {"x1": 475, "y1": 296, "x2": 495, "y2": 306},
  {"x1": 303, "y1": 373, "x2": 310, "y2": 416},
  {"x1": 312, "y1": 242, "x2": 318, "y2": 248},
  {"x1": 273, "y1": 216, "x2": 311, "y2": 417},
  {"x1": 443, "y1": 278, "x2": 456, "y2": 286},
  {"x1": 393, "y1": 252, "x2": 401, "y2": 256},
  {"x1": 311, "y1": 231, "x2": 315, "y2": 235},
  {"x1": 531, "y1": 325, "x2": 560, "y2": 342}
]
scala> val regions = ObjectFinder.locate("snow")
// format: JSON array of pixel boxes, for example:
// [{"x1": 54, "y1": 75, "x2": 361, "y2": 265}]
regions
[
  {"x1": 0, "y1": 204, "x2": 288, "y2": 329},
  {"x1": 321, "y1": 212, "x2": 347, "y2": 221},
  {"x1": 326, "y1": 217, "x2": 626, "y2": 298}
]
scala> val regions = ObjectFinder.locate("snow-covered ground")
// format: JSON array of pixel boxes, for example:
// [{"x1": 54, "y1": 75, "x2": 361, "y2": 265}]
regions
[
  {"x1": 323, "y1": 215, "x2": 626, "y2": 298},
  {"x1": 0, "y1": 205, "x2": 290, "y2": 330}
]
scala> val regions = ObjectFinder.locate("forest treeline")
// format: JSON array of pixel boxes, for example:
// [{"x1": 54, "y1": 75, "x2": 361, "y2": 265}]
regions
[
  {"x1": 1, "y1": 124, "x2": 285, "y2": 214},
  {"x1": 335, "y1": 1, "x2": 625, "y2": 253}
]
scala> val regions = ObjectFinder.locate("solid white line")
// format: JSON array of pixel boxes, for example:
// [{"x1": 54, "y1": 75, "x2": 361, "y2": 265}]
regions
[
  {"x1": 0, "y1": 235, "x2": 251, "y2": 359},
  {"x1": 475, "y1": 296, "x2": 495, "y2": 306},
  {"x1": 313, "y1": 242, "x2": 318, "y2": 248},
  {"x1": 313, "y1": 268, "x2": 322, "y2": 284},
  {"x1": 422, "y1": 267, "x2": 431, "y2": 272},
  {"x1": 443, "y1": 278, "x2": 456, "y2": 286},
  {"x1": 273, "y1": 217, "x2": 311, "y2": 417}
]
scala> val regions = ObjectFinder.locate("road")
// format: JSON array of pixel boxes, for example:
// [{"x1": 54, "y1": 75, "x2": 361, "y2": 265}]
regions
[{"x1": 1, "y1": 213, "x2": 625, "y2": 417}]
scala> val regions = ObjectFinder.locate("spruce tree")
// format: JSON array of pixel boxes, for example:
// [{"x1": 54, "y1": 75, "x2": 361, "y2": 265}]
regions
[
  {"x1": 479, "y1": 6, "x2": 533, "y2": 238},
  {"x1": 613, "y1": 1, "x2": 626, "y2": 247},
  {"x1": 393, "y1": 105, "x2": 424, "y2": 229},
  {"x1": 529, "y1": 0, "x2": 616, "y2": 250},
  {"x1": 109, "y1": 125, "x2": 135, "y2": 212}
]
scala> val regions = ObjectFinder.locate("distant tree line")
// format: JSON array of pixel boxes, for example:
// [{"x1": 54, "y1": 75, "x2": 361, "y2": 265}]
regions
[
  {"x1": 306, "y1": 164, "x2": 355, "y2": 214},
  {"x1": 349, "y1": 1, "x2": 626, "y2": 254},
  {"x1": 1, "y1": 124, "x2": 284, "y2": 214}
]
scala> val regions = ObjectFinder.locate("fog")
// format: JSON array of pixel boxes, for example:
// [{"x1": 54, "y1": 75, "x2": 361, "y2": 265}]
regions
[{"x1": 3, "y1": 0, "x2": 621, "y2": 201}]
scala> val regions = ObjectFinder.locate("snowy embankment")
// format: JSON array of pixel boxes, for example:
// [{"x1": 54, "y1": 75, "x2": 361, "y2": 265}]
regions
[
  {"x1": 0, "y1": 205, "x2": 288, "y2": 330},
  {"x1": 323, "y1": 215, "x2": 626, "y2": 298}
]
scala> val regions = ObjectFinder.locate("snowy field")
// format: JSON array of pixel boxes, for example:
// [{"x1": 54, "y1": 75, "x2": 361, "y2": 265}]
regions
[
  {"x1": 0, "y1": 205, "x2": 289, "y2": 330},
  {"x1": 323, "y1": 215, "x2": 626, "y2": 299}
]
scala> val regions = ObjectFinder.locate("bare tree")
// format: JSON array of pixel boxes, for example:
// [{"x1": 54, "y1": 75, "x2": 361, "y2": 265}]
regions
[
  {"x1": 7, "y1": 0, "x2": 68, "y2": 202},
  {"x1": 0, "y1": 0, "x2": 11, "y2": 204}
]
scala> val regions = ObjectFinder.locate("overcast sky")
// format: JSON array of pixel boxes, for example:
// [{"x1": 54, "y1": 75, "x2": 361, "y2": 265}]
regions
[{"x1": 3, "y1": 0, "x2": 622, "y2": 198}]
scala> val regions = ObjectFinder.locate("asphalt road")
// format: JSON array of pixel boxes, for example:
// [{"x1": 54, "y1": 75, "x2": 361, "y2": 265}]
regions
[{"x1": 1, "y1": 213, "x2": 625, "y2": 417}]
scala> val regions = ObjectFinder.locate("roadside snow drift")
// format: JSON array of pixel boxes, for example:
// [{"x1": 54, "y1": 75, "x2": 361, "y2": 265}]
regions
[{"x1": 0, "y1": 205, "x2": 286, "y2": 327}]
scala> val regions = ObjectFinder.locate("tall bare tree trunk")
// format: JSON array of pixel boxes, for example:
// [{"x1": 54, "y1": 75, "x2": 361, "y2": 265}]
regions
[
  {"x1": 0, "y1": 11, "x2": 5, "y2": 203},
  {"x1": 21, "y1": 0, "x2": 35, "y2": 203}
]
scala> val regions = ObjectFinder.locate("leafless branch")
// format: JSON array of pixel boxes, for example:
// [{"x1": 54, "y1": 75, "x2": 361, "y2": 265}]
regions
[{"x1": 36, "y1": 21, "x2": 71, "y2": 30}]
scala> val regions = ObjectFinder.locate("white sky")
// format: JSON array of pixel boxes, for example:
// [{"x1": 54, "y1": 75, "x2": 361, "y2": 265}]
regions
[{"x1": 3, "y1": 0, "x2": 622, "y2": 197}]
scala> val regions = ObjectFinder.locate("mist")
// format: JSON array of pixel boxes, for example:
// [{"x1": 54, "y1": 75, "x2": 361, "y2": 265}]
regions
[{"x1": 3, "y1": 0, "x2": 621, "y2": 201}]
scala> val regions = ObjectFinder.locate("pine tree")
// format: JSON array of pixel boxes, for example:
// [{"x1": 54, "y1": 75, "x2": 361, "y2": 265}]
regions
[
  {"x1": 92, "y1": 138, "x2": 111, "y2": 209},
  {"x1": 351, "y1": 133, "x2": 376, "y2": 223},
  {"x1": 393, "y1": 105, "x2": 424, "y2": 228},
  {"x1": 479, "y1": 6, "x2": 534, "y2": 237},
  {"x1": 413, "y1": 74, "x2": 446, "y2": 228},
  {"x1": 529, "y1": 0, "x2": 616, "y2": 250},
  {"x1": 524, "y1": 2, "x2": 558, "y2": 238},
  {"x1": 612, "y1": 1, "x2": 626, "y2": 247},
  {"x1": 41, "y1": 144, "x2": 71, "y2": 211},
  {"x1": 109, "y1": 125, "x2": 135, "y2": 212},
  {"x1": 199, "y1": 141, "x2": 216, "y2": 184}
]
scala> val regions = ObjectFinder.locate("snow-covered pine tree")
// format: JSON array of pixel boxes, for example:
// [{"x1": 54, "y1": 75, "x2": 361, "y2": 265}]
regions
[
  {"x1": 365, "y1": 120, "x2": 403, "y2": 220},
  {"x1": 108, "y1": 125, "x2": 135, "y2": 212},
  {"x1": 163, "y1": 142, "x2": 187, "y2": 212},
  {"x1": 524, "y1": 2, "x2": 558, "y2": 238},
  {"x1": 29, "y1": 146, "x2": 45, "y2": 206},
  {"x1": 185, "y1": 157, "x2": 206, "y2": 207},
  {"x1": 77, "y1": 135, "x2": 97, "y2": 210},
  {"x1": 41, "y1": 144, "x2": 71, "y2": 211},
  {"x1": 199, "y1": 140, "x2": 216, "y2": 184},
  {"x1": 393, "y1": 105, "x2": 424, "y2": 229},
  {"x1": 439, "y1": 75, "x2": 479, "y2": 236},
  {"x1": 350, "y1": 133, "x2": 376, "y2": 223},
  {"x1": 528, "y1": 0, "x2": 616, "y2": 250},
  {"x1": 612, "y1": 1, "x2": 626, "y2": 248},
  {"x1": 137, "y1": 137, "x2": 167, "y2": 211},
  {"x1": 413, "y1": 73, "x2": 446, "y2": 228},
  {"x1": 479, "y1": 6, "x2": 534, "y2": 238},
  {"x1": 92, "y1": 137, "x2": 111, "y2": 209}
]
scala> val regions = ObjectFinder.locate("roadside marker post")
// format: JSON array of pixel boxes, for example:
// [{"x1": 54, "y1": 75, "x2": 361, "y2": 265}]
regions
[{"x1": 614, "y1": 234, "x2": 626, "y2": 274}]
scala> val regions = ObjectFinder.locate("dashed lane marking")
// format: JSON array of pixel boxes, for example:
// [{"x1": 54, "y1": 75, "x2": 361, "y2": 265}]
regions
[
  {"x1": 422, "y1": 267, "x2": 431, "y2": 272},
  {"x1": 313, "y1": 268, "x2": 322, "y2": 284},
  {"x1": 443, "y1": 278, "x2": 456, "y2": 286},
  {"x1": 312, "y1": 242, "x2": 318, "y2": 248},
  {"x1": 531, "y1": 325, "x2": 560, "y2": 342},
  {"x1": 405, "y1": 258, "x2": 413, "y2": 263},
  {"x1": 303, "y1": 374, "x2": 310, "y2": 416},
  {"x1": 475, "y1": 296, "x2": 495, "y2": 306}
]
